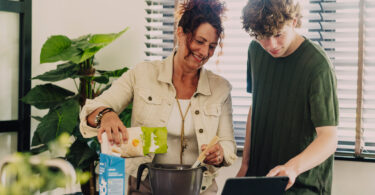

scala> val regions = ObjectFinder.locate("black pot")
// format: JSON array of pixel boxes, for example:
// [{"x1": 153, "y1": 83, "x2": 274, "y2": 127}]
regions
[{"x1": 136, "y1": 163, "x2": 207, "y2": 195}]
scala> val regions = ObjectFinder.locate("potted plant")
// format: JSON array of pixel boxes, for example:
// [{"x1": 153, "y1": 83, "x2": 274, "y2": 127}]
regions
[{"x1": 21, "y1": 27, "x2": 132, "y2": 194}]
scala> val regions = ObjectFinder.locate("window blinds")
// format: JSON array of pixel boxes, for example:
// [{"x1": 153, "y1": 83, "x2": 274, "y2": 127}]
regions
[
  {"x1": 302, "y1": 0, "x2": 375, "y2": 158},
  {"x1": 302, "y1": 0, "x2": 360, "y2": 155},
  {"x1": 203, "y1": 0, "x2": 251, "y2": 149},
  {"x1": 145, "y1": 0, "x2": 175, "y2": 61},
  {"x1": 144, "y1": 0, "x2": 375, "y2": 158}
]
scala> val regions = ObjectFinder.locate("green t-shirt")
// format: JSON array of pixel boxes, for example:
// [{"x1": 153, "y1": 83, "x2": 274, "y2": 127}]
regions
[{"x1": 246, "y1": 38, "x2": 339, "y2": 195}]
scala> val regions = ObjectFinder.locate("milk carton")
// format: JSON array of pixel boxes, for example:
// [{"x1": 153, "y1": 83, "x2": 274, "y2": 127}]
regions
[{"x1": 99, "y1": 153, "x2": 125, "y2": 195}]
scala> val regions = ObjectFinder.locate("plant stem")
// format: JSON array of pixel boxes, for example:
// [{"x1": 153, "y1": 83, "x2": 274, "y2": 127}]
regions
[
  {"x1": 78, "y1": 57, "x2": 95, "y2": 107},
  {"x1": 89, "y1": 162, "x2": 96, "y2": 195},
  {"x1": 86, "y1": 80, "x2": 89, "y2": 100},
  {"x1": 88, "y1": 78, "x2": 92, "y2": 99},
  {"x1": 73, "y1": 79, "x2": 79, "y2": 92}
]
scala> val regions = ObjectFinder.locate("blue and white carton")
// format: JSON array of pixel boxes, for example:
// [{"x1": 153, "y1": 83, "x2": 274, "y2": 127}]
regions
[{"x1": 99, "y1": 153, "x2": 125, "y2": 195}]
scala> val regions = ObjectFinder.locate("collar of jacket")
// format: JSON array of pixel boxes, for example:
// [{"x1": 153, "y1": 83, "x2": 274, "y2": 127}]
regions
[{"x1": 157, "y1": 51, "x2": 211, "y2": 96}]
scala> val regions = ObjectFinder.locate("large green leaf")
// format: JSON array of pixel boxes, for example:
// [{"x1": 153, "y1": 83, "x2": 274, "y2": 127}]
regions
[
  {"x1": 21, "y1": 84, "x2": 75, "y2": 109},
  {"x1": 30, "y1": 144, "x2": 49, "y2": 154},
  {"x1": 92, "y1": 75, "x2": 109, "y2": 84},
  {"x1": 86, "y1": 137, "x2": 101, "y2": 156},
  {"x1": 77, "y1": 46, "x2": 102, "y2": 64},
  {"x1": 74, "y1": 67, "x2": 129, "y2": 84},
  {"x1": 31, "y1": 129, "x2": 43, "y2": 146},
  {"x1": 74, "y1": 41, "x2": 93, "y2": 50},
  {"x1": 31, "y1": 116, "x2": 43, "y2": 122},
  {"x1": 31, "y1": 98, "x2": 79, "y2": 146},
  {"x1": 90, "y1": 27, "x2": 129, "y2": 46},
  {"x1": 72, "y1": 35, "x2": 95, "y2": 52},
  {"x1": 70, "y1": 126, "x2": 101, "y2": 160},
  {"x1": 76, "y1": 27, "x2": 129, "y2": 63},
  {"x1": 67, "y1": 139, "x2": 98, "y2": 170},
  {"x1": 32, "y1": 62, "x2": 80, "y2": 82},
  {"x1": 71, "y1": 34, "x2": 91, "y2": 43},
  {"x1": 97, "y1": 67, "x2": 129, "y2": 78},
  {"x1": 31, "y1": 110, "x2": 59, "y2": 146},
  {"x1": 40, "y1": 35, "x2": 82, "y2": 64},
  {"x1": 55, "y1": 98, "x2": 80, "y2": 135}
]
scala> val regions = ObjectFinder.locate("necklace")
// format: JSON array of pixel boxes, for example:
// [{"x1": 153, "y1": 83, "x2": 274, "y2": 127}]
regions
[{"x1": 175, "y1": 98, "x2": 191, "y2": 164}]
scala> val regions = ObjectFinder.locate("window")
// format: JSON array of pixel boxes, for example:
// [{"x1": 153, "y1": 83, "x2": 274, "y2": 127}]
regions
[
  {"x1": 144, "y1": 0, "x2": 375, "y2": 159},
  {"x1": 0, "y1": 0, "x2": 32, "y2": 152},
  {"x1": 145, "y1": 0, "x2": 175, "y2": 60},
  {"x1": 300, "y1": 0, "x2": 375, "y2": 158}
]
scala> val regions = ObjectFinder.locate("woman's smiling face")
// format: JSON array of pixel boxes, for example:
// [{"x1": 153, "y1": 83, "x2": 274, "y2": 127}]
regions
[{"x1": 176, "y1": 22, "x2": 219, "y2": 71}]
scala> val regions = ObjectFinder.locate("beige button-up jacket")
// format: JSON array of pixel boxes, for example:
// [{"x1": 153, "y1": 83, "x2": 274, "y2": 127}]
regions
[{"x1": 80, "y1": 53, "x2": 237, "y2": 191}]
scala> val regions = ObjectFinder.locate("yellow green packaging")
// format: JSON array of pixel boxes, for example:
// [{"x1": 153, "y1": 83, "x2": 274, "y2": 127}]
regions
[{"x1": 101, "y1": 127, "x2": 168, "y2": 157}]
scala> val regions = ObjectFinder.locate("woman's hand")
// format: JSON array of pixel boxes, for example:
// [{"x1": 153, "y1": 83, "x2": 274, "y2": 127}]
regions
[
  {"x1": 201, "y1": 143, "x2": 224, "y2": 166},
  {"x1": 97, "y1": 112, "x2": 128, "y2": 146}
]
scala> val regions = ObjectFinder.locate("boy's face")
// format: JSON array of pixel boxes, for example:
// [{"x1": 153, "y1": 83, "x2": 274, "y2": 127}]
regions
[{"x1": 256, "y1": 20, "x2": 299, "y2": 58}]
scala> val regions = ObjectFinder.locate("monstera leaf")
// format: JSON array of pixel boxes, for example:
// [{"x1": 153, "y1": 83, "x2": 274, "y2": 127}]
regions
[
  {"x1": 31, "y1": 98, "x2": 80, "y2": 147},
  {"x1": 92, "y1": 67, "x2": 129, "y2": 84},
  {"x1": 40, "y1": 35, "x2": 81, "y2": 64},
  {"x1": 21, "y1": 84, "x2": 75, "y2": 109},
  {"x1": 39, "y1": 27, "x2": 129, "y2": 64},
  {"x1": 32, "y1": 62, "x2": 79, "y2": 82},
  {"x1": 66, "y1": 138, "x2": 99, "y2": 170}
]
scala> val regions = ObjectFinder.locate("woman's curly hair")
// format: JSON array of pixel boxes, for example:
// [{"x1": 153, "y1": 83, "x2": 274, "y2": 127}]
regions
[
  {"x1": 175, "y1": 0, "x2": 226, "y2": 44},
  {"x1": 242, "y1": 0, "x2": 302, "y2": 38}
]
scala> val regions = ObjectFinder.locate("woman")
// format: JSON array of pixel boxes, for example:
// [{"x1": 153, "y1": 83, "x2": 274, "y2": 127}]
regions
[{"x1": 79, "y1": 0, "x2": 237, "y2": 194}]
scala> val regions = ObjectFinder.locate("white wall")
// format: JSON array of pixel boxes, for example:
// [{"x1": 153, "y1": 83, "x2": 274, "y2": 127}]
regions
[{"x1": 216, "y1": 158, "x2": 375, "y2": 195}]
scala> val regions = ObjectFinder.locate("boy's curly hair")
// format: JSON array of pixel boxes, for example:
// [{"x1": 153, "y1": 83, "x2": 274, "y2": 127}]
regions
[{"x1": 242, "y1": 0, "x2": 302, "y2": 38}]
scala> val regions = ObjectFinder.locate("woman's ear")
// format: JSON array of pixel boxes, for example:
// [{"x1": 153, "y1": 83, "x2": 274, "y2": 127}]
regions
[
  {"x1": 176, "y1": 27, "x2": 184, "y2": 46},
  {"x1": 292, "y1": 18, "x2": 297, "y2": 27}
]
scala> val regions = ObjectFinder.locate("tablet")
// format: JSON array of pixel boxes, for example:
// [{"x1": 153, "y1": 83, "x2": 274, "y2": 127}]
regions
[{"x1": 221, "y1": 176, "x2": 289, "y2": 195}]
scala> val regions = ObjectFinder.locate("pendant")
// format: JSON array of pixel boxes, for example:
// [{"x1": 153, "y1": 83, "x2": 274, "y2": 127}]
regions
[{"x1": 182, "y1": 138, "x2": 188, "y2": 152}]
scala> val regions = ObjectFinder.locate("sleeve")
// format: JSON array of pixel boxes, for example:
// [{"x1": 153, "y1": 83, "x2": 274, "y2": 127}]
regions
[
  {"x1": 79, "y1": 67, "x2": 136, "y2": 138},
  {"x1": 217, "y1": 90, "x2": 238, "y2": 166},
  {"x1": 309, "y1": 67, "x2": 339, "y2": 127},
  {"x1": 247, "y1": 41, "x2": 254, "y2": 93}
]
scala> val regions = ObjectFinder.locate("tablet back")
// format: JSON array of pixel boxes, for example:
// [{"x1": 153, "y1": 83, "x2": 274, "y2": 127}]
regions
[{"x1": 221, "y1": 176, "x2": 288, "y2": 195}]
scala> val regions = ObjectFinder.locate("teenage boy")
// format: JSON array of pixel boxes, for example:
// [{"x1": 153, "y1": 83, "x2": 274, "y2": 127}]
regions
[{"x1": 236, "y1": 0, "x2": 339, "y2": 194}]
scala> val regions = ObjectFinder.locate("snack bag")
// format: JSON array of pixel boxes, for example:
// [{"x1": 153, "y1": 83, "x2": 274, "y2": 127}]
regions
[
  {"x1": 99, "y1": 153, "x2": 125, "y2": 195},
  {"x1": 101, "y1": 126, "x2": 168, "y2": 157}
]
